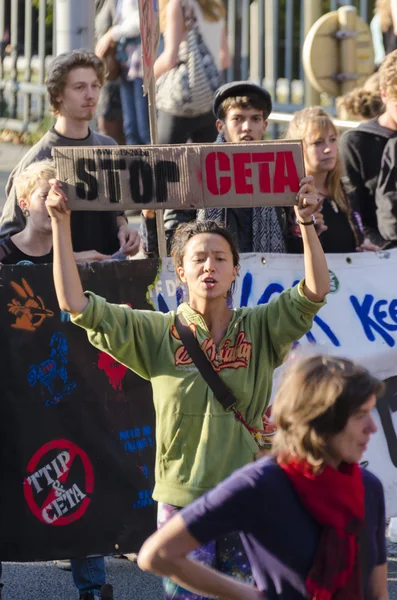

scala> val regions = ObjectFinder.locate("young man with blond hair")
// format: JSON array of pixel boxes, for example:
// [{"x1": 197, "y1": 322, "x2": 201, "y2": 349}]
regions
[
  {"x1": 340, "y1": 49, "x2": 397, "y2": 248},
  {"x1": 0, "y1": 48, "x2": 139, "y2": 261}
]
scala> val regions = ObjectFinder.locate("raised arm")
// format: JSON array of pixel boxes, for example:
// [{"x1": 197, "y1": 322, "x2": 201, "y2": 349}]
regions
[
  {"x1": 295, "y1": 177, "x2": 330, "y2": 302},
  {"x1": 46, "y1": 180, "x2": 88, "y2": 317},
  {"x1": 154, "y1": 0, "x2": 185, "y2": 81}
]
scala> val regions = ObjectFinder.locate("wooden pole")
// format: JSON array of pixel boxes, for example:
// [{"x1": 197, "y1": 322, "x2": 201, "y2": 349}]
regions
[
  {"x1": 147, "y1": 76, "x2": 167, "y2": 258},
  {"x1": 338, "y1": 6, "x2": 357, "y2": 96},
  {"x1": 303, "y1": 0, "x2": 321, "y2": 106}
]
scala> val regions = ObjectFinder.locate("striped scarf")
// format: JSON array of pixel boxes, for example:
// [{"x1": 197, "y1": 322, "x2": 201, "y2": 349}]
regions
[{"x1": 198, "y1": 133, "x2": 286, "y2": 253}]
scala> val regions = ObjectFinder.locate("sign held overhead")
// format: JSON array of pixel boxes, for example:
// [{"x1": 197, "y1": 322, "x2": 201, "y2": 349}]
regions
[{"x1": 53, "y1": 141, "x2": 304, "y2": 211}]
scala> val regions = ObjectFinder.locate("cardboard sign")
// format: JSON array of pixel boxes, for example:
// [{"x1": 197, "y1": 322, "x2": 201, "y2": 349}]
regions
[
  {"x1": 138, "y1": 0, "x2": 160, "y2": 93},
  {"x1": 53, "y1": 141, "x2": 304, "y2": 211}
]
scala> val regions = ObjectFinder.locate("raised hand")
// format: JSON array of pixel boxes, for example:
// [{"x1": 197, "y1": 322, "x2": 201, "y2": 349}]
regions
[
  {"x1": 46, "y1": 179, "x2": 70, "y2": 222},
  {"x1": 294, "y1": 176, "x2": 322, "y2": 223}
]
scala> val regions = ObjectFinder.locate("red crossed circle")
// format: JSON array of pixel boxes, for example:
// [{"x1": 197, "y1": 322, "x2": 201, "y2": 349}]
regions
[{"x1": 23, "y1": 439, "x2": 94, "y2": 527}]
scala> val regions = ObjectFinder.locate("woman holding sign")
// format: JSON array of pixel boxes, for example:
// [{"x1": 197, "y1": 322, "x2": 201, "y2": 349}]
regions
[
  {"x1": 285, "y1": 107, "x2": 370, "y2": 254},
  {"x1": 46, "y1": 175, "x2": 330, "y2": 600}
]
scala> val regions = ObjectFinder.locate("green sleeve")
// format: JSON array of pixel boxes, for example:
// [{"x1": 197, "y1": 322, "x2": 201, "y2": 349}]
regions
[
  {"x1": 71, "y1": 291, "x2": 171, "y2": 380},
  {"x1": 259, "y1": 279, "x2": 326, "y2": 366}
]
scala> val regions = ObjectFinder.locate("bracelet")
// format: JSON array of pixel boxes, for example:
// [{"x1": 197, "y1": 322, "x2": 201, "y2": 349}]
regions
[{"x1": 296, "y1": 215, "x2": 315, "y2": 226}]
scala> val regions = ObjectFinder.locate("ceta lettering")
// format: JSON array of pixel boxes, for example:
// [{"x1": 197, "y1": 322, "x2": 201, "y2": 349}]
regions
[
  {"x1": 41, "y1": 484, "x2": 87, "y2": 524},
  {"x1": 205, "y1": 151, "x2": 300, "y2": 196}
]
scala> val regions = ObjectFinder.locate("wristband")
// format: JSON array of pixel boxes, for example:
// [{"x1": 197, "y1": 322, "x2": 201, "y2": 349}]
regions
[{"x1": 296, "y1": 215, "x2": 315, "y2": 226}]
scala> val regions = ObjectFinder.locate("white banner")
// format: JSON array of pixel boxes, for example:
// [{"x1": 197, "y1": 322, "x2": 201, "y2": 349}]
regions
[{"x1": 149, "y1": 249, "x2": 397, "y2": 516}]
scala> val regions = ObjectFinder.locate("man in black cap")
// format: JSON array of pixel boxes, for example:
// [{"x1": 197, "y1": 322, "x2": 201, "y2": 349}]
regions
[{"x1": 141, "y1": 81, "x2": 287, "y2": 256}]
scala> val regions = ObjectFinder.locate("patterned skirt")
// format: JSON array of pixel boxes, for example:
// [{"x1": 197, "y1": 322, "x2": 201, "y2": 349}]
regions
[{"x1": 157, "y1": 502, "x2": 253, "y2": 600}]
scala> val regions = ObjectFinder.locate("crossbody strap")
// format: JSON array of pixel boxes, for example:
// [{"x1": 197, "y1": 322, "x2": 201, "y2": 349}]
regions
[{"x1": 175, "y1": 314, "x2": 237, "y2": 412}]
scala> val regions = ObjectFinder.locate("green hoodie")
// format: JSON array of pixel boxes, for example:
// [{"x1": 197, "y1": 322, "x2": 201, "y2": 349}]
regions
[{"x1": 72, "y1": 280, "x2": 325, "y2": 507}]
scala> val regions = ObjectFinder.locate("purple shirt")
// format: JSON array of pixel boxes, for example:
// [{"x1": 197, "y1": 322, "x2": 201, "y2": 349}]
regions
[{"x1": 182, "y1": 457, "x2": 386, "y2": 599}]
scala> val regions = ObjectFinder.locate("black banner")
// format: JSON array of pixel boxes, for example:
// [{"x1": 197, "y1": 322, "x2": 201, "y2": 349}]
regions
[{"x1": 0, "y1": 260, "x2": 159, "y2": 561}]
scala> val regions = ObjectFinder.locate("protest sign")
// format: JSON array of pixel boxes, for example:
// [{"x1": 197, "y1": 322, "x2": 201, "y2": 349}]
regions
[
  {"x1": 138, "y1": 0, "x2": 160, "y2": 94},
  {"x1": 53, "y1": 141, "x2": 305, "y2": 211},
  {"x1": 3, "y1": 248, "x2": 397, "y2": 561}
]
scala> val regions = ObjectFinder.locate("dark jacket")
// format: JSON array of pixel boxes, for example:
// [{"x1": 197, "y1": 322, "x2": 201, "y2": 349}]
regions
[
  {"x1": 340, "y1": 118, "x2": 397, "y2": 247},
  {"x1": 375, "y1": 137, "x2": 397, "y2": 246}
]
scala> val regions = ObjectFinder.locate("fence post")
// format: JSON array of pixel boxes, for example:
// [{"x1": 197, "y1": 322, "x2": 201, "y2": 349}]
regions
[
  {"x1": 10, "y1": 0, "x2": 19, "y2": 118},
  {"x1": 303, "y1": 0, "x2": 321, "y2": 106},
  {"x1": 23, "y1": 0, "x2": 33, "y2": 129},
  {"x1": 264, "y1": 0, "x2": 276, "y2": 97},
  {"x1": 55, "y1": 0, "x2": 95, "y2": 54}
]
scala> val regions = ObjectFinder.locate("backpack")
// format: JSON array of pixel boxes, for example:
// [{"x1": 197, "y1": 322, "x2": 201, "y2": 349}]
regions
[{"x1": 156, "y1": 0, "x2": 221, "y2": 117}]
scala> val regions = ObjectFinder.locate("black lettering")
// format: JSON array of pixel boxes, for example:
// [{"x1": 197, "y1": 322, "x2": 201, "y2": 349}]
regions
[
  {"x1": 76, "y1": 158, "x2": 98, "y2": 201},
  {"x1": 100, "y1": 159, "x2": 126, "y2": 203},
  {"x1": 154, "y1": 161, "x2": 180, "y2": 203},
  {"x1": 128, "y1": 160, "x2": 153, "y2": 204}
]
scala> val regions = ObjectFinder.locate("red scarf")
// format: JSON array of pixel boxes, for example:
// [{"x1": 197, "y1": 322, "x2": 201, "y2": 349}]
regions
[{"x1": 280, "y1": 458, "x2": 365, "y2": 600}]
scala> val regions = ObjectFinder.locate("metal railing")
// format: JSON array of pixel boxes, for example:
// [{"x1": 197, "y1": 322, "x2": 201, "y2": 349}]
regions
[{"x1": 0, "y1": 0, "x2": 372, "y2": 133}]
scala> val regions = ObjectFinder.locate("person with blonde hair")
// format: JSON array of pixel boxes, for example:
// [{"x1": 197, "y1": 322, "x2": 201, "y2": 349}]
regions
[
  {"x1": 374, "y1": 0, "x2": 397, "y2": 57},
  {"x1": 138, "y1": 354, "x2": 388, "y2": 600},
  {"x1": 154, "y1": 0, "x2": 231, "y2": 144},
  {"x1": 336, "y1": 73, "x2": 383, "y2": 122},
  {"x1": 285, "y1": 107, "x2": 366, "y2": 253},
  {"x1": 340, "y1": 48, "x2": 397, "y2": 249},
  {"x1": 0, "y1": 160, "x2": 56, "y2": 264}
]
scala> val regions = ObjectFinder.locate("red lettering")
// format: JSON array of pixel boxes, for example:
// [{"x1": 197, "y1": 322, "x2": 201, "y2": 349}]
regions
[
  {"x1": 273, "y1": 151, "x2": 300, "y2": 193},
  {"x1": 233, "y1": 153, "x2": 253, "y2": 194},
  {"x1": 205, "y1": 152, "x2": 231, "y2": 195},
  {"x1": 251, "y1": 153, "x2": 275, "y2": 193}
]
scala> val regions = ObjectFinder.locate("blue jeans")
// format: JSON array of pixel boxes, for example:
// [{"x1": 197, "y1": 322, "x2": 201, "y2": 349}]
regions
[
  {"x1": 119, "y1": 77, "x2": 150, "y2": 145},
  {"x1": 71, "y1": 556, "x2": 106, "y2": 594}
]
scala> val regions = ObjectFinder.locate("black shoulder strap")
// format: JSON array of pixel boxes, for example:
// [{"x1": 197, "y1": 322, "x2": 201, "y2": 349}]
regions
[{"x1": 175, "y1": 314, "x2": 237, "y2": 412}]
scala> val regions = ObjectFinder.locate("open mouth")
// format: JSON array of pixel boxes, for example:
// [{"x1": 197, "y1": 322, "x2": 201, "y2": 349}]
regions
[
  {"x1": 202, "y1": 277, "x2": 216, "y2": 287},
  {"x1": 241, "y1": 136, "x2": 253, "y2": 141}
]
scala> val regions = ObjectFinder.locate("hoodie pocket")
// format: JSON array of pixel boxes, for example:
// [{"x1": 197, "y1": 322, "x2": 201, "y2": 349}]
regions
[{"x1": 160, "y1": 412, "x2": 257, "y2": 489}]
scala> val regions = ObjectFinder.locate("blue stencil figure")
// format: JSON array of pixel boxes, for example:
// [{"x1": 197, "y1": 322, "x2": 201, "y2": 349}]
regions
[{"x1": 28, "y1": 332, "x2": 76, "y2": 406}]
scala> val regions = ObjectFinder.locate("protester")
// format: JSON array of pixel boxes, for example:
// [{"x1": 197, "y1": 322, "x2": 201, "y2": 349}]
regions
[
  {"x1": 154, "y1": 0, "x2": 230, "y2": 144},
  {"x1": 0, "y1": 161, "x2": 114, "y2": 600},
  {"x1": 285, "y1": 107, "x2": 367, "y2": 254},
  {"x1": 340, "y1": 49, "x2": 397, "y2": 249},
  {"x1": 336, "y1": 73, "x2": 383, "y2": 121},
  {"x1": 138, "y1": 354, "x2": 387, "y2": 600},
  {"x1": 0, "y1": 48, "x2": 140, "y2": 259},
  {"x1": 141, "y1": 81, "x2": 288, "y2": 257},
  {"x1": 46, "y1": 171, "x2": 329, "y2": 599},
  {"x1": 375, "y1": 0, "x2": 397, "y2": 57},
  {"x1": 95, "y1": 0, "x2": 125, "y2": 144},
  {"x1": 95, "y1": 0, "x2": 150, "y2": 145}
]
